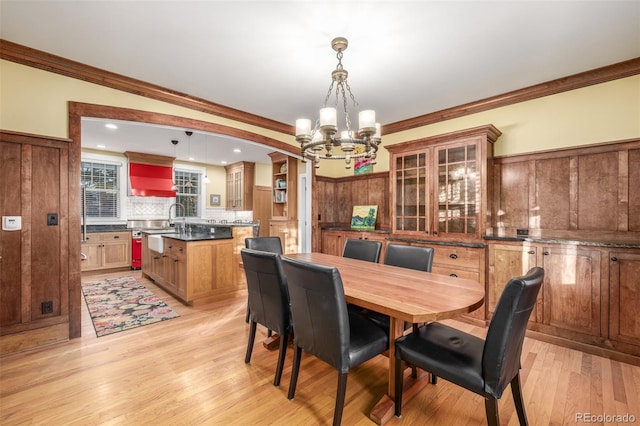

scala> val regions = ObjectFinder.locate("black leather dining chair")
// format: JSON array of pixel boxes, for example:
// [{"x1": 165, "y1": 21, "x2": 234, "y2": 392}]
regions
[
  {"x1": 281, "y1": 256, "x2": 388, "y2": 426},
  {"x1": 393, "y1": 267, "x2": 544, "y2": 426},
  {"x1": 342, "y1": 238, "x2": 382, "y2": 263},
  {"x1": 384, "y1": 243, "x2": 434, "y2": 273},
  {"x1": 244, "y1": 237, "x2": 283, "y2": 324},
  {"x1": 241, "y1": 248, "x2": 291, "y2": 387}
]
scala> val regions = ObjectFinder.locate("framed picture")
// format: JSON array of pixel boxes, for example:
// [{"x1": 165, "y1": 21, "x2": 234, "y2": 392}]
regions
[
  {"x1": 210, "y1": 194, "x2": 221, "y2": 206},
  {"x1": 351, "y1": 205, "x2": 378, "y2": 231}
]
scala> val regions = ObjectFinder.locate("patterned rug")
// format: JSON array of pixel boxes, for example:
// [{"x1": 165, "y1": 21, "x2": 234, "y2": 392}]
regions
[{"x1": 82, "y1": 275, "x2": 179, "y2": 337}]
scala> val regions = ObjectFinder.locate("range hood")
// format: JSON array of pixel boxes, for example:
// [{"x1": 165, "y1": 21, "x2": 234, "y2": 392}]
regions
[{"x1": 125, "y1": 152, "x2": 176, "y2": 197}]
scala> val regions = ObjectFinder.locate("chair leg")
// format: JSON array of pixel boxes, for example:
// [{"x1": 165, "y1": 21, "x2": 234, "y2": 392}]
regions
[
  {"x1": 273, "y1": 330, "x2": 288, "y2": 387},
  {"x1": 431, "y1": 374, "x2": 437, "y2": 384},
  {"x1": 394, "y1": 358, "x2": 404, "y2": 417},
  {"x1": 333, "y1": 372, "x2": 348, "y2": 426},
  {"x1": 245, "y1": 321, "x2": 257, "y2": 364},
  {"x1": 267, "y1": 329, "x2": 273, "y2": 337},
  {"x1": 245, "y1": 301, "x2": 250, "y2": 323},
  {"x1": 288, "y1": 346, "x2": 302, "y2": 400},
  {"x1": 511, "y1": 373, "x2": 529, "y2": 426},
  {"x1": 484, "y1": 396, "x2": 499, "y2": 426}
]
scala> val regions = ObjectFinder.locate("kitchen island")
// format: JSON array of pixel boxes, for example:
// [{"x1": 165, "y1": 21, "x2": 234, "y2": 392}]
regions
[{"x1": 141, "y1": 224, "x2": 253, "y2": 305}]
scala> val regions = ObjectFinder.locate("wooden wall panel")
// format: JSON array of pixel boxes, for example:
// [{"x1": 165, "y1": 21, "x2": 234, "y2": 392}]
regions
[
  {"x1": 536, "y1": 157, "x2": 571, "y2": 230},
  {"x1": 30, "y1": 145, "x2": 62, "y2": 320},
  {"x1": 629, "y1": 149, "x2": 640, "y2": 231},
  {"x1": 0, "y1": 142, "x2": 23, "y2": 326},
  {"x1": 498, "y1": 161, "x2": 529, "y2": 229},
  {"x1": 578, "y1": 152, "x2": 619, "y2": 231}
]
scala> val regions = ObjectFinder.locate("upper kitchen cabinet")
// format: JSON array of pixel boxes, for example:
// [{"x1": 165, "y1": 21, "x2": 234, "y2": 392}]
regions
[
  {"x1": 387, "y1": 125, "x2": 501, "y2": 242},
  {"x1": 225, "y1": 161, "x2": 255, "y2": 211},
  {"x1": 268, "y1": 152, "x2": 297, "y2": 220}
]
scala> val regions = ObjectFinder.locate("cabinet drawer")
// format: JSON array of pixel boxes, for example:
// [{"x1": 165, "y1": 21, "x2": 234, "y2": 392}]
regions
[
  {"x1": 433, "y1": 246, "x2": 481, "y2": 269},
  {"x1": 432, "y1": 266, "x2": 480, "y2": 281}
]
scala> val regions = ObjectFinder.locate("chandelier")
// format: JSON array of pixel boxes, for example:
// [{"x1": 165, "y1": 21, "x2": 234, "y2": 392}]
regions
[{"x1": 295, "y1": 37, "x2": 381, "y2": 169}]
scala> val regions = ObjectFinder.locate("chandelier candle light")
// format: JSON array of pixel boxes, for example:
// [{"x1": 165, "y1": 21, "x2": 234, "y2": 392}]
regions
[{"x1": 295, "y1": 37, "x2": 381, "y2": 169}]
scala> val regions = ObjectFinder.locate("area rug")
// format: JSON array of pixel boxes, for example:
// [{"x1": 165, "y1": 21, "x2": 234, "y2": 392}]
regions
[{"x1": 82, "y1": 275, "x2": 179, "y2": 337}]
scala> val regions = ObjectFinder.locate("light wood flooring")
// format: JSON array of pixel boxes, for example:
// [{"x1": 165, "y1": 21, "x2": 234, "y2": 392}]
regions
[{"x1": 1, "y1": 270, "x2": 639, "y2": 425}]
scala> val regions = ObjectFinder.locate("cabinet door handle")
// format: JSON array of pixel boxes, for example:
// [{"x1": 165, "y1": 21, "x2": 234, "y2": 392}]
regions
[
  {"x1": 611, "y1": 256, "x2": 618, "y2": 262},
  {"x1": 433, "y1": 231, "x2": 438, "y2": 235},
  {"x1": 449, "y1": 273, "x2": 458, "y2": 278},
  {"x1": 153, "y1": 256, "x2": 159, "y2": 260},
  {"x1": 449, "y1": 253, "x2": 458, "y2": 259},
  {"x1": 113, "y1": 235, "x2": 120, "y2": 239},
  {"x1": 543, "y1": 251, "x2": 550, "y2": 255},
  {"x1": 528, "y1": 250, "x2": 535, "y2": 255}
]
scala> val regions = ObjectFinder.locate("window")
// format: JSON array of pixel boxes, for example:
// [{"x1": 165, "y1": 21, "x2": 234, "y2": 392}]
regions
[
  {"x1": 174, "y1": 169, "x2": 202, "y2": 217},
  {"x1": 81, "y1": 161, "x2": 121, "y2": 219}
]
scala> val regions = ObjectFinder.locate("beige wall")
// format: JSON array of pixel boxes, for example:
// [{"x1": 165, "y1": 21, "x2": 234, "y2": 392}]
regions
[{"x1": 2, "y1": 59, "x2": 638, "y2": 180}]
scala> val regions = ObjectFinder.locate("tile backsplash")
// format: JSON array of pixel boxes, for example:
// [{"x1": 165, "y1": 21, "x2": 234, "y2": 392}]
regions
[{"x1": 126, "y1": 196, "x2": 253, "y2": 222}]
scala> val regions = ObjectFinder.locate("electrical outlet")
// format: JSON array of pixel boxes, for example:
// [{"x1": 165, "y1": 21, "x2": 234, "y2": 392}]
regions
[{"x1": 41, "y1": 301, "x2": 53, "y2": 314}]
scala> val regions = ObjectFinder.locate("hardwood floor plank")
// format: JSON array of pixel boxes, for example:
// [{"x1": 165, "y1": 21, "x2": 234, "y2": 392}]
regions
[{"x1": 1, "y1": 270, "x2": 639, "y2": 425}]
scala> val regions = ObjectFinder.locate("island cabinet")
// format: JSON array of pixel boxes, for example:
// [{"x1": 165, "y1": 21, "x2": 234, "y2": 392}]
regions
[
  {"x1": 142, "y1": 236, "x2": 236, "y2": 305},
  {"x1": 81, "y1": 231, "x2": 130, "y2": 272},
  {"x1": 488, "y1": 242, "x2": 640, "y2": 358}
]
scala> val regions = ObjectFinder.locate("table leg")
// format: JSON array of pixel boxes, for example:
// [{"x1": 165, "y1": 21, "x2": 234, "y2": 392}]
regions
[{"x1": 368, "y1": 318, "x2": 431, "y2": 425}]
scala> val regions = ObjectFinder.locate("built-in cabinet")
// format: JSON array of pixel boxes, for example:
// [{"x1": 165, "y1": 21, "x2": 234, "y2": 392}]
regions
[
  {"x1": 0, "y1": 131, "x2": 78, "y2": 356},
  {"x1": 386, "y1": 125, "x2": 501, "y2": 242},
  {"x1": 142, "y1": 234, "x2": 235, "y2": 304},
  {"x1": 268, "y1": 152, "x2": 298, "y2": 253},
  {"x1": 488, "y1": 242, "x2": 640, "y2": 358},
  {"x1": 225, "y1": 161, "x2": 254, "y2": 211},
  {"x1": 81, "y1": 231, "x2": 130, "y2": 271}
]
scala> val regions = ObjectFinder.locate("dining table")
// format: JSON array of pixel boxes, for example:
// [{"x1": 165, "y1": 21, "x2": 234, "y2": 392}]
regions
[{"x1": 283, "y1": 252, "x2": 485, "y2": 425}]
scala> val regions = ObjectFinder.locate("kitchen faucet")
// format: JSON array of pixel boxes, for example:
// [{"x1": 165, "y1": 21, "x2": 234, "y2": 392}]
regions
[{"x1": 168, "y1": 203, "x2": 185, "y2": 226}]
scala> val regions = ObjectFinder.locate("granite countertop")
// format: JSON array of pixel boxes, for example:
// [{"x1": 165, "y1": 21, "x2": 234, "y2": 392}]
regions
[
  {"x1": 85, "y1": 224, "x2": 128, "y2": 232},
  {"x1": 484, "y1": 235, "x2": 640, "y2": 249},
  {"x1": 162, "y1": 233, "x2": 233, "y2": 242}
]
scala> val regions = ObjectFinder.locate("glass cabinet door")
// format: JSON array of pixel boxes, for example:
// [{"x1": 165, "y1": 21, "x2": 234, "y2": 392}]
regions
[
  {"x1": 394, "y1": 152, "x2": 429, "y2": 233},
  {"x1": 435, "y1": 143, "x2": 478, "y2": 236}
]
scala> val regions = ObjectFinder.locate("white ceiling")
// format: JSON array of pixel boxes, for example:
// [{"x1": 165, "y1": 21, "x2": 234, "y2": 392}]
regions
[{"x1": 2, "y1": 1, "x2": 639, "y2": 165}]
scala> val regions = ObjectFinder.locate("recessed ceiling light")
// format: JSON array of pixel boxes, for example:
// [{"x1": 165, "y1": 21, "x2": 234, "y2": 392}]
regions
[
  {"x1": 221, "y1": 161, "x2": 228, "y2": 164},
  {"x1": 188, "y1": 157, "x2": 194, "y2": 161},
  {"x1": 96, "y1": 144, "x2": 106, "y2": 149},
  {"x1": 104, "y1": 123, "x2": 118, "y2": 130},
  {"x1": 233, "y1": 148, "x2": 241, "y2": 153}
]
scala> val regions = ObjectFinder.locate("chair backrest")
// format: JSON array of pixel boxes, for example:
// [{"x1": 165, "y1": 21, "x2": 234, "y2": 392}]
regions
[
  {"x1": 245, "y1": 236, "x2": 283, "y2": 254},
  {"x1": 241, "y1": 248, "x2": 290, "y2": 334},
  {"x1": 281, "y1": 256, "x2": 350, "y2": 373},
  {"x1": 384, "y1": 244, "x2": 434, "y2": 272},
  {"x1": 482, "y1": 267, "x2": 544, "y2": 398},
  {"x1": 342, "y1": 238, "x2": 382, "y2": 263}
]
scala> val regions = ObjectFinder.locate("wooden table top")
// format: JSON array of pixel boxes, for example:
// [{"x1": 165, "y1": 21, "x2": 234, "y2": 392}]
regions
[{"x1": 283, "y1": 252, "x2": 485, "y2": 323}]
